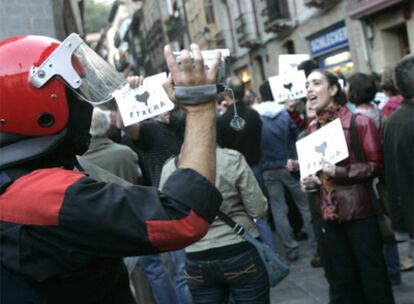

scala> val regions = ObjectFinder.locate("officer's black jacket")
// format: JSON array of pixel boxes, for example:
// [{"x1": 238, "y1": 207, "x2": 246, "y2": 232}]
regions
[{"x1": 0, "y1": 167, "x2": 222, "y2": 303}]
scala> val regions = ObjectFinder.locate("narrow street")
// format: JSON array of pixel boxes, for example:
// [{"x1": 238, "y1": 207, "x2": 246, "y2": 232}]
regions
[{"x1": 270, "y1": 241, "x2": 414, "y2": 304}]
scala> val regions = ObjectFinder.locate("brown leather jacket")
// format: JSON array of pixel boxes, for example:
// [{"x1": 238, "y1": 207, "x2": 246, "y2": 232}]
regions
[{"x1": 308, "y1": 106, "x2": 382, "y2": 221}]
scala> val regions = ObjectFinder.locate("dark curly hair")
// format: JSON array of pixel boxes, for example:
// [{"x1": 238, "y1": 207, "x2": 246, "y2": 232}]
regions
[
  {"x1": 311, "y1": 69, "x2": 347, "y2": 105},
  {"x1": 394, "y1": 55, "x2": 414, "y2": 99},
  {"x1": 348, "y1": 73, "x2": 377, "y2": 105}
]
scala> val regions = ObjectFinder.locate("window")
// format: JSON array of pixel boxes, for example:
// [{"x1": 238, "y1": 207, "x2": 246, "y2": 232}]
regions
[
  {"x1": 204, "y1": 0, "x2": 216, "y2": 24},
  {"x1": 265, "y1": 0, "x2": 290, "y2": 20},
  {"x1": 284, "y1": 40, "x2": 295, "y2": 54}
]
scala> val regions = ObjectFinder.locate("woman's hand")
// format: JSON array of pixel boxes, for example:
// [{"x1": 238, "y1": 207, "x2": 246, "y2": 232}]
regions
[
  {"x1": 300, "y1": 175, "x2": 321, "y2": 192},
  {"x1": 286, "y1": 159, "x2": 299, "y2": 172},
  {"x1": 321, "y1": 158, "x2": 336, "y2": 177}
]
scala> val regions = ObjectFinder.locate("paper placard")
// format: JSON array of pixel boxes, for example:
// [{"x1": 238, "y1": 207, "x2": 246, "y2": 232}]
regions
[
  {"x1": 279, "y1": 54, "x2": 310, "y2": 75},
  {"x1": 269, "y1": 70, "x2": 307, "y2": 103},
  {"x1": 296, "y1": 118, "x2": 349, "y2": 178},
  {"x1": 113, "y1": 72, "x2": 174, "y2": 126},
  {"x1": 174, "y1": 49, "x2": 230, "y2": 68}
]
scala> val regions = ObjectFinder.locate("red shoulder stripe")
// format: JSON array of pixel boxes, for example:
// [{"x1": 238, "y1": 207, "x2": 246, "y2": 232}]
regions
[
  {"x1": 0, "y1": 168, "x2": 85, "y2": 225},
  {"x1": 146, "y1": 210, "x2": 210, "y2": 251}
]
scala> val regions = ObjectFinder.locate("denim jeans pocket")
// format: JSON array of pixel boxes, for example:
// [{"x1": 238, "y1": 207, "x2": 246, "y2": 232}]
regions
[
  {"x1": 222, "y1": 249, "x2": 260, "y2": 283},
  {"x1": 184, "y1": 261, "x2": 204, "y2": 284}
]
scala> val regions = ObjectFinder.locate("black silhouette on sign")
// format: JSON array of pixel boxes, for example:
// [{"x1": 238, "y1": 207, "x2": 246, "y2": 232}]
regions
[
  {"x1": 283, "y1": 82, "x2": 293, "y2": 92},
  {"x1": 314, "y1": 141, "x2": 327, "y2": 157},
  {"x1": 135, "y1": 91, "x2": 150, "y2": 106}
]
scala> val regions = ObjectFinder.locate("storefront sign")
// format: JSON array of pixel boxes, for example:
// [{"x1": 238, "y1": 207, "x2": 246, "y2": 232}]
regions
[{"x1": 309, "y1": 22, "x2": 348, "y2": 57}]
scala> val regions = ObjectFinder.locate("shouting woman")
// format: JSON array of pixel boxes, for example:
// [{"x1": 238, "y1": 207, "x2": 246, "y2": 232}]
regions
[{"x1": 301, "y1": 70, "x2": 395, "y2": 304}]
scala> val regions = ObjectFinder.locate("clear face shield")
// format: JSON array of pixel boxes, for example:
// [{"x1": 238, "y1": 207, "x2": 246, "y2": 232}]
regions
[{"x1": 30, "y1": 33, "x2": 126, "y2": 105}]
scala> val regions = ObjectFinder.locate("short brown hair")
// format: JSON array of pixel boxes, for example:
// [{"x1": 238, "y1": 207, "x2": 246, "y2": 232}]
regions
[{"x1": 381, "y1": 67, "x2": 399, "y2": 96}]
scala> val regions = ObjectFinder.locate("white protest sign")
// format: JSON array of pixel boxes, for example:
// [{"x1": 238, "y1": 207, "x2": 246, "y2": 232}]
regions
[
  {"x1": 174, "y1": 49, "x2": 230, "y2": 83},
  {"x1": 296, "y1": 118, "x2": 349, "y2": 178},
  {"x1": 201, "y1": 49, "x2": 230, "y2": 62},
  {"x1": 279, "y1": 54, "x2": 310, "y2": 75},
  {"x1": 113, "y1": 72, "x2": 174, "y2": 126},
  {"x1": 174, "y1": 49, "x2": 230, "y2": 70},
  {"x1": 268, "y1": 70, "x2": 307, "y2": 103}
]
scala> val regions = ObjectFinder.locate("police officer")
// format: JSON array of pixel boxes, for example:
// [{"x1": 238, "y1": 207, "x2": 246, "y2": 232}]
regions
[{"x1": 0, "y1": 34, "x2": 222, "y2": 303}]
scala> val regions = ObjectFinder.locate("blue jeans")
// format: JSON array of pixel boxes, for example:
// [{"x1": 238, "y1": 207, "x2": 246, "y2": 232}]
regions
[
  {"x1": 138, "y1": 254, "x2": 178, "y2": 304},
  {"x1": 251, "y1": 165, "x2": 277, "y2": 251},
  {"x1": 169, "y1": 250, "x2": 194, "y2": 304},
  {"x1": 256, "y1": 217, "x2": 277, "y2": 250},
  {"x1": 262, "y1": 169, "x2": 315, "y2": 253},
  {"x1": 383, "y1": 243, "x2": 401, "y2": 283},
  {"x1": 185, "y1": 246, "x2": 269, "y2": 304},
  {"x1": 137, "y1": 250, "x2": 193, "y2": 304}
]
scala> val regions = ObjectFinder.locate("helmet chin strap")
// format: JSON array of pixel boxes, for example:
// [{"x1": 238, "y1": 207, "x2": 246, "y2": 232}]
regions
[
  {"x1": 64, "y1": 89, "x2": 93, "y2": 156},
  {"x1": 72, "y1": 133, "x2": 91, "y2": 156}
]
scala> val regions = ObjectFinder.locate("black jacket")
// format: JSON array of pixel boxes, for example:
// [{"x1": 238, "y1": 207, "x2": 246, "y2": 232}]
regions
[
  {"x1": 217, "y1": 101, "x2": 262, "y2": 166},
  {"x1": 383, "y1": 99, "x2": 414, "y2": 236},
  {"x1": 0, "y1": 167, "x2": 221, "y2": 303}
]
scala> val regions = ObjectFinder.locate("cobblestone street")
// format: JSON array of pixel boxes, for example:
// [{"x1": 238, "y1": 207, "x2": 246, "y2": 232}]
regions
[{"x1": 270, "y1": 241, "x2": 414, "y2": 304}]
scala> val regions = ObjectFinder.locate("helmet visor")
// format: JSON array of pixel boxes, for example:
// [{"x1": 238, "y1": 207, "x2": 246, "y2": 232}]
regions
[{"x1": 30, "y1": 33, "x2": 126, "y2": 105}]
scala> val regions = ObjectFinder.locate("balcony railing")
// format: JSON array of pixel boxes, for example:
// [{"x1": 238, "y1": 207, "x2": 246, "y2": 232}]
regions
[
  {"x1": 347, "y1": 0, "x2": 406, "y2": 18},
  {"x1": 234, "y1": 13, "x2": 261, "y2": 48},
  {"x1": 145, "y1": 20, "x2": 163, "y2": 49},
  {"x1": 304, "y1": 0, "x2": 341, "y2": 9},
  {"x1": 165, "y1": 14, "x2": 185, "y2": 38},
  {"x1": 264, "y1": 18, "x2": 295, "y2": 34},
  {"x1": 215, "y1": 30, "x2": 227, "y2": 49},
  {"x1": 265, "y1": 0, "x2": 290, "y2": 20},
  {"x1": 262, "y1": 0, "x2": 294, "y2": 34}
]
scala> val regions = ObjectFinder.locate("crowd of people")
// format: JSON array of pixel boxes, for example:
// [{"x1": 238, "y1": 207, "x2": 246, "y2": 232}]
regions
[{"x1": 0, "y1": 32, "x2": 413, "y2": 304}]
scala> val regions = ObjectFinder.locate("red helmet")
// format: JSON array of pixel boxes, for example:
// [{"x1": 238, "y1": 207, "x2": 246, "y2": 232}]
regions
[
  {"x1": 0, "y1": 34, "x2": 126, "y2": 169},
  {"x1": 0, "y1": 35, "x2": 73, "y2": 169},
  {"x1": 0, "y1": 35, "x2": 69, "y2": 136}
]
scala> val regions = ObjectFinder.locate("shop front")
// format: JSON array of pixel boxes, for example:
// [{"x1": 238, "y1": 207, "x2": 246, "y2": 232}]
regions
[
  {"x1": 308, "y1": 22, "x2": 354, "y2": 74},
  {"x1": 235, "y1": 66, "x2": 252, "y2": 90}
]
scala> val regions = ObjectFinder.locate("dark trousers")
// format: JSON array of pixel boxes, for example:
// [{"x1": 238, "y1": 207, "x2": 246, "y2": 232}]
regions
[
  {"x1": 185, "y1": 246, "x2": 269, "y2": 304},
  {"x1": 322, "y1": 216, "x2": 395, "y2": 304}
]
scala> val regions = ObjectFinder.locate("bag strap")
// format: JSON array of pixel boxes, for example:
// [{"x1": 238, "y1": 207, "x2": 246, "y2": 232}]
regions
[
  {"x1": 173, "y1": 156, "x2": 250, "y2": 239},
  {"x1": 217, "y1": 210, "x2": 246, "y2": 236},
  {"x1": 349, "y1": 114, "x2": 364, "y2": 162},
  {"x1": 350, "y1": 114, "x2": 386, "y2": 219}
]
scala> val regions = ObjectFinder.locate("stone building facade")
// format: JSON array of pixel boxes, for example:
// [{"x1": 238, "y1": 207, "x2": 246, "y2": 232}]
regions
[
  {"x1": 102, "y1": 0, "x2": 413, "y2": 94},
  {"x1": 207, "y1": 0, "x2": 413, "y2": 93},
  {"x1": 0, "y1": 0, "x2": 84, "y2": 41},
  {"x1": 107, "y1": 0, "x2": 191, "y2": 75}
]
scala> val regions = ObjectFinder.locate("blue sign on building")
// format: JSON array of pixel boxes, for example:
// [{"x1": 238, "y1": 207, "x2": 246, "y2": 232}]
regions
[{"x1": 308, "y1": 22, "x2": 349, "y2": 58}]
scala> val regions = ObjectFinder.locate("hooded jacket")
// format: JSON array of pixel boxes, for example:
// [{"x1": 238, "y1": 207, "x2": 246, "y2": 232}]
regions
[{"x1": 254, "y1": 101, "x2": 300, "y2": 171}]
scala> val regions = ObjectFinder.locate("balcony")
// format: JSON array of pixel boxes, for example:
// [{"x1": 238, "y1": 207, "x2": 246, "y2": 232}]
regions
[
  {"x1": 234, "y1": 13, "x2": 261, "y2": 48},
  {"x1": 145, "y1": 20, "x2": 163, "y2": 49},
  {"x1": 347, "y1": 0, "x2": 406, "y2": 19},
  {"x1": 262, "y1": 0, "x2": 294, "y2": 34},
  {"x1": 264, "y1": 18, "x2": 295, "y2": 34},
  {"x1": 215, "y1": 30, "x2": 227, "y2": 49},
  {"x1": 304, "y1": 0, "x2": 341, "y2": 9},
  {"x1": 165, "y1": 14, "x2": 184, "y2": 38}
]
